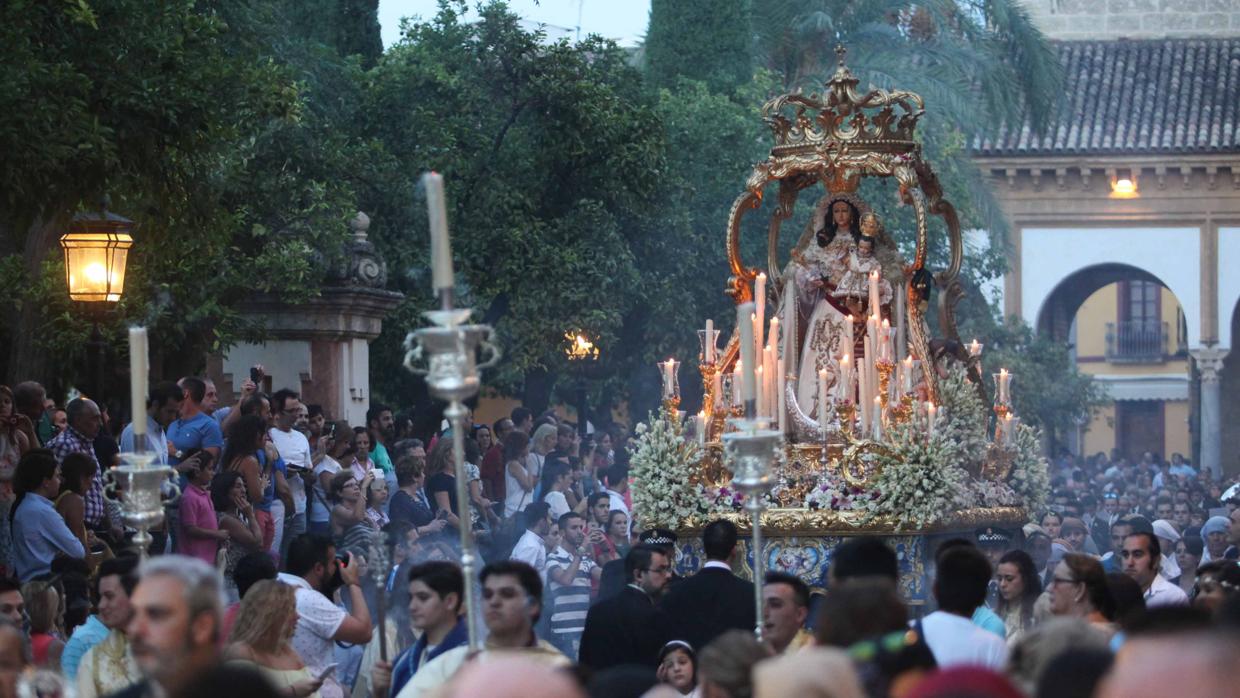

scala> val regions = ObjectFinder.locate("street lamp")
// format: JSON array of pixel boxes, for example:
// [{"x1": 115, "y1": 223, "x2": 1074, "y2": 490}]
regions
[
  {"x1": 564, "y1": 331, "x2": 600, "y2": 438},
  {"x1": 59, "y1": 201, "x2": 133, "y2": 398}
]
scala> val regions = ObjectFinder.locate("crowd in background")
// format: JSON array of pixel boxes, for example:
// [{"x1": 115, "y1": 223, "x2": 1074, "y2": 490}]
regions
[{"x1": 0, "y1": 369, "x2": 1236, "y2": 698}]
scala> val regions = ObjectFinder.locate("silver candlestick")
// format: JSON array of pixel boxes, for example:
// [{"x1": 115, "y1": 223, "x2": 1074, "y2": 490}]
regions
[
  {"x1": 721, "y1": 416, "x2": 782, "y2": 642},
  {"x1": 102, "y1": 452, "x2": 181, "y2": 559},
  {"x1": 404, "y1": 303, "x2": 500, "y2": 654}
]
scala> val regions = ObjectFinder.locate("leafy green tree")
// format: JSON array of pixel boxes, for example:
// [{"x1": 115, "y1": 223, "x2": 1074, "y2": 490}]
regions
[{"x1": 644, "y1": 0, "x2": 754, "y2": 92}]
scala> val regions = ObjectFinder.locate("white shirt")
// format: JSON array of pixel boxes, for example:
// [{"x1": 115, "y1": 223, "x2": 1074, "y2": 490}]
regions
[
  {"x1": 1144, "y1": 572, "x2": 1189, "y2": 608},
  {"x1": 504, "y1": 461, "x2": 534, "y2": 518},
  {"x1": 277, "y1": 573, "x2": 346, "y2": 698},
  {"x1": 510, "y1": 529, "x2": 547, "y2": 573},
  {"x1": 270, "y1": 428, "x2": 311, "y2": 514},
  {"x1": 118, "y1": 416, "x2": 169, "y2": 465},
  {"x1": 544, "y1": 490, "x2": 570, "y2": 520},
  {"x1": 919, "y1": 611, "x2": 1008, "y2": 671}
]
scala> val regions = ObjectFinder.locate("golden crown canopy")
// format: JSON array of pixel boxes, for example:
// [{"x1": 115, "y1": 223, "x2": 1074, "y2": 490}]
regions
[{"x1": 751, "y1": 47, "x2": 926, "y2": 195}]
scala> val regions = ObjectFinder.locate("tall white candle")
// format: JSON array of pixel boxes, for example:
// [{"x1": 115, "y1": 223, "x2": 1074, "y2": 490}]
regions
[
  {"x1": 838, "y1": 354, "x2": 852, "y2": 402},
  {"x1": 863, "y1": 334, "x2": 875, "y2": 408},
  {"x1": 1002, "y1": 413, "x2": 1014, "y2": 446},
  {"x1": 755, "y1": 365, "x2": 766, "y2": 417},
  {"x1": 998, "y1": 369, "x2": 1010, "y2": 404},
  {"x1": 662, "y1": 359, "x2": 677, "y2": 398},
  {"x1": 738, "y1": 303, "x2": 757, "y2": 406},
  {"x1": 705, "y1": 319, "x2": 715, "y2": 363},
  {"x1": 880, "y1": 319, "x2": 892, "y2": 362},
  {"x1": 712, "y1": 372, "x2": 723, "y2": 409},
  {"x1": 697, "y1": 411, "x2": 707, "y2": 445},
  {"x1": 901, "y1": 356, "x2": 915, "y2": 395},
  {"x1": 869, "y1": 270, "x2": 881, "y2": 320},
  {"x1": 895, "y1": 287, "x2": 906, "y2": 362},
  {"x1": 732, "y1": 362, "x2": 742, "y2": 405},
  {"x1": 754, "y1": 273, "x2": 767, "y2": 336},
  {"x1": 128, "y1": 327, "x2": 148, "y2": 439},
  {"x1": 858, "y1": 368, "x2": 870, "y2": 434},
  {"x1": 422, "y1": 172, "x2": 455, "y2": 292},
  {"x1": 926, "y1": 402, "x2": 937, "y2": 438},
  {"x1": 872, "y1": 397, "x2": 884, "y2": 440},
  {"x1": 844, "y1": 315, "x2": 855, "y2": 356},
  {"x1": 767, "y1": 318, "x2": 780, "y2": 365},
  {"x1": 817, "y1": 368, "x2": 829, "y2": 432}
]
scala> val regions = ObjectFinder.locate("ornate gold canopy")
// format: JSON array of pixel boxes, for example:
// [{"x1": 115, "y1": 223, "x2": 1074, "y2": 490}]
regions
[{"x1": 719, "y1": 46, "x2": 974, "y2": 403}]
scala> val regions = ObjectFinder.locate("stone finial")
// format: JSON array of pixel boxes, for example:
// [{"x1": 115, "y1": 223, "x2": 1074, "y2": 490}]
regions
[{"x1": 350, "y1": 211, "x2": 371, "y2": 241}]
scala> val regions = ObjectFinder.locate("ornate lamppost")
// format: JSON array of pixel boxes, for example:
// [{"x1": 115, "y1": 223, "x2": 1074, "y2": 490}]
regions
[
  {"x1": 59, "y1": 200, "x2": 133, "y2": 399},
  {"x1": 564, "y1": 331, "x2": 600, "y2": 438}
]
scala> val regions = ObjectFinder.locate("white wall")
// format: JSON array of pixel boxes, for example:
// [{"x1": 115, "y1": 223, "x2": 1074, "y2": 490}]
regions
[
  {"x1": 1021, "y1": 226, "x2": 1202, "y2": 347},
  {"x1": 222, "y1": 341, "x2": 311, "y2": 394},
  {"x1": 1218, "y1": 226, "x2": 1240, "y2": 348}
]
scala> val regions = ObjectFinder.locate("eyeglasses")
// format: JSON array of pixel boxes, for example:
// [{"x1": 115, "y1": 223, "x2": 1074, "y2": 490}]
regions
[
  {"x1": 642, "y1": 566, "x2": 671, "y2": 575},
  {"x1": 1050, "y1": 576, "x2": 1078, "y2": 586}
]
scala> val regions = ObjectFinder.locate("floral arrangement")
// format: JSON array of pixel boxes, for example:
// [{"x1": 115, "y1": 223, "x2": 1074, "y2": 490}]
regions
[
  {"x1": 863, "y1": 419, "x2": 971, "y2": 529},
  {"x1": 935, "y1": 364, "x2": 991, "y2": 474},
  {"x1": 969, "y1": 477, "x2": 1020, "y2": 508},
  {"x1": 1006, "y1": 422, "x2": 1050, "y2": 512},
  {"x1": 629, "y1": 407, "x2": 710, "y2": 529},
  {"x1": 804, "y1": 472, "x2": 871, "y2": 511}
]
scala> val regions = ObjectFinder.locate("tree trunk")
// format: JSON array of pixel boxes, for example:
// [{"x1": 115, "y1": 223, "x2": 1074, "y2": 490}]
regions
[{"x1": 4, "y1": 211, "x2": 64, "y2": 387}]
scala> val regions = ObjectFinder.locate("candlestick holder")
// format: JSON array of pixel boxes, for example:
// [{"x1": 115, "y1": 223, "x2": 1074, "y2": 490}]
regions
[
  {"x1": 890, "y1": 394, "x2": 915, "y2": 425},
  {"x1": 993, "y1": 403, "x2": 1010, "y2": 445},
  {"x1": 404, "y1": 306, "x2": 500, "y2": 654},
  {"x1": 876, "y1": 360, "x2": 894, "y2": 411},
  {"x1": 721, "y1": 417, "x2": 782, "y2": 642},
  {"x1": 103, "y1": 452, "x2": 181, "y2": 559}
]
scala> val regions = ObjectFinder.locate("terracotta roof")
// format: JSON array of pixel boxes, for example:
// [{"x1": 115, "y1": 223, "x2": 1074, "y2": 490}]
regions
[{"x1": 974, "y1": 38, "x2": 1240, "y2": 156}]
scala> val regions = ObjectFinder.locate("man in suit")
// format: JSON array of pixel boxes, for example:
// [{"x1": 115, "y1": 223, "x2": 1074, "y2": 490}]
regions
[
  {"x1": 578, "y1": 545, "x2": 672, "y2": 673},
  {"x1": 659, "y1": 519, "x2": 756, "y2": 651}
]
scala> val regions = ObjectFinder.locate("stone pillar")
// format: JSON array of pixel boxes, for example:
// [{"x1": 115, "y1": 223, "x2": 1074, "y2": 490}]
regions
[{"x1": 1192, "y1": 347, "x2": 1229, "y2": 480}]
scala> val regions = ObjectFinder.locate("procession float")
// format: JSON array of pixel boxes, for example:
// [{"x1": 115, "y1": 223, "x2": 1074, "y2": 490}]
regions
[{"x1": 629, "y1": 48, "x2": 1048, "y2": 606}]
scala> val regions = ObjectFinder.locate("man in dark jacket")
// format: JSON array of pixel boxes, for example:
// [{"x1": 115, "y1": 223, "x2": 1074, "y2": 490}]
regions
[
  {"x1": 578, "y1": 545, "x2": 672, "y2": 672},
  {"x1": 659, "y1": 519, "x2": 756, "y2": 650}
]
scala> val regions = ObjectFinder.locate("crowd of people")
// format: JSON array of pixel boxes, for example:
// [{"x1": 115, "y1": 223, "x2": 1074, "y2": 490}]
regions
[{"x1": 0, "y1": 372, "x2": 1236, "y2": 698}]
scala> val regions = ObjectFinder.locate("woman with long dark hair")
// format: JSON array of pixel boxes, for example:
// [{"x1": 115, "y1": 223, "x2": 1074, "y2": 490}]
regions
[
  {"x1": 995, "y1": 549, "x2": 1042, "y2": 642},
  {"x1": 211, "y1": 469, "x2": 264, "y2": 600},
  {"x1": 219, "y1": 415, "x2": 269, "y2": 508}
]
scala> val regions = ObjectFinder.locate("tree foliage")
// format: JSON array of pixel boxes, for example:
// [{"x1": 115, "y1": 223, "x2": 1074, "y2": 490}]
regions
[{"x1": 644, "y1": 0, "x2": 754, "y2": 92}]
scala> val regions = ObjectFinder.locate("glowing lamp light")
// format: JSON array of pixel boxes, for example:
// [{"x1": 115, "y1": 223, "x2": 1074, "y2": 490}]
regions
[
  {"x1": 1111, "y1": 177, "x2": 1138, "y2": 198},
  {"x1": 60, "y1": 206, "x2": 134, "y2": 303},
  {"x1": 564, "y1": 331, "x2": 599, "y2": 362}
]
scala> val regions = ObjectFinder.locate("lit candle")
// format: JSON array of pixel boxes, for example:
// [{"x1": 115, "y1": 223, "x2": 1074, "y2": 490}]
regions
[
  {"x1": 754, "y1": 273, "x2": 767, "y2": 334},
  {"x1": 738, "y1": 303, "x2": 757, "y2": 407},
  {"x1": 872, "y1": 396, "x2": 883, "y2": 440},
  {"x1": 844, "y1": 314, "x2": 855, "y2": 354},
  {"x1": 880, "y1": 319, "x2": 892, "y2": 362},
  {"x1": 705, "y1": 319, "x2": 715, "y2": 363},
  {"x1": 128, "y1": 327, "x2": 148, "y2": 440},
  {"x1": 869, "y1": 269, "x2": 881, "y2": 320},
  {"x1": 1002, "y1": 412, "x2": 1014, "y2": 446},
  {"x1": 817, "y1": 369, "x2": 829, "y2": 433},
  {"x1": 926, "y1": 402, "x2": 937, "y2": 438},
  {"x1": 422, "y1": 172, "x2": 455, "y2": 292},
  {"x1": 997, "y1": 369, "x2": 1010, "y2": 404},
  {"x1": 968, "y1": 338, "x2": 983, "y2": 357},
  {"x1": 901, "y1": 356, "x2": 914, "y2": 394},
  {"x1": 863, "y1": 333, "x2": 875, "y2": 407},
  {"x1": 697, "y1": 411, "x2": 707, "y2": 445},
  {"x1": 711, "y1": 372, "x2": 723, "y2": 409},
  {"x1": 662, "y1": 359, "x2": 677, "y2": 398}
]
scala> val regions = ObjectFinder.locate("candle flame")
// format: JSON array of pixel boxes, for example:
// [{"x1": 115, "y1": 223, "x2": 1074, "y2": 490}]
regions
[{"x1": 564, "y1": 331, "x2": 599, "y2": 360}]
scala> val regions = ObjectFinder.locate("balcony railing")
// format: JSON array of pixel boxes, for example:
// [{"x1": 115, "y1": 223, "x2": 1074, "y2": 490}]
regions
[{"x1": 1105, "y1": 320, "x2": 1168, "y2": 363}]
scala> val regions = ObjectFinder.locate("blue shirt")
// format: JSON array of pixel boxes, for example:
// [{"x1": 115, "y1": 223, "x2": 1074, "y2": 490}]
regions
[
  {"x1": 12, "y1": 492, "x2": 85, "y2": 581},
  {"x1": 61, "y1": 614, "x2": 108, "y2": 680},
  {"x1": 167, "y1": 412, "x2": 224, "y2": 465},
  {"x1": 972, "y1": 605, "x2": 1007, "y2": 639}
]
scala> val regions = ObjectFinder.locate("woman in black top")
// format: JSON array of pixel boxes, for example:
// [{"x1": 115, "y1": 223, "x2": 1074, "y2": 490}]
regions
[{"x1": 388, "y1": 455, "x2": 445, "y2": 539}]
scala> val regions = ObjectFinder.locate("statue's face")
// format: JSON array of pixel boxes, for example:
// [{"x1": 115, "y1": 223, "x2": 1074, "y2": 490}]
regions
[{"x1": 832, "y1": 202, "x2": 852, "y2": 228}]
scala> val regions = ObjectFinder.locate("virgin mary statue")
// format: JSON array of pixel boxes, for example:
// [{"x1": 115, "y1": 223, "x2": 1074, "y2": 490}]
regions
[{"x1": 776, "y1": 192, "x2": 892, "y2": 430}]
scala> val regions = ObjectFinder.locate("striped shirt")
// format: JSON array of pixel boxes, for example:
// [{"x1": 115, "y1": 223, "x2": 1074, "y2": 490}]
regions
[
  {"x1": 546, "y1": 546, "x2": 596, "y2": 637},
  {"x1": 47, "y1": 427, "x2": 106, "y2": 527}
]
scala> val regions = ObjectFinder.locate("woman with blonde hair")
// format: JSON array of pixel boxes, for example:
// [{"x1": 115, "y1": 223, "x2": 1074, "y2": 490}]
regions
[
  {"x1": 22, "y1": 579, "x2": 64, "y2": 670},
  {"x1": 226, "y1": 579, "x2": 323, "y2": 697}
]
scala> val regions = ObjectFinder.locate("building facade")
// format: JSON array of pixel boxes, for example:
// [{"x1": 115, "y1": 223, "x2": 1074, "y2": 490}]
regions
[{"x1": 976, "y1": 12, "x2": 1240, "y2": 475}]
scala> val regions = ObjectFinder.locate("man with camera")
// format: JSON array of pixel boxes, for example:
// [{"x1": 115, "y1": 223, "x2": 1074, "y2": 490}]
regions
[{"x1": 279, "y1": 533, "x2": 374, "y2": 698}]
